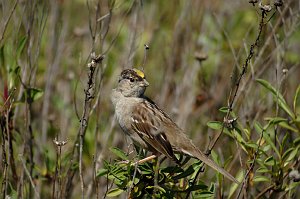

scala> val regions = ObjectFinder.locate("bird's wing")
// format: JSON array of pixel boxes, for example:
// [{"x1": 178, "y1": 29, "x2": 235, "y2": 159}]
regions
[
  {"x1": 131, "y1": 99, "x2": 239, "y2": 184},
  {"x1": 131, "y1": 100, "x2": 177, "y2": 161}
]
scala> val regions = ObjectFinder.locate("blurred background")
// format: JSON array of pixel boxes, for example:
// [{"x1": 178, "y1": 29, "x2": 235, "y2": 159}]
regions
[{"x1": 0, "y1": 0, "x2": 300, "y2": 198}]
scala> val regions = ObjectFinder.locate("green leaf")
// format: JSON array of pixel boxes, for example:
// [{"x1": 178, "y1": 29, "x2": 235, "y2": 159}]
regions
[
  {"x1": 261, "y1": 145, "x2": 271, "y2": 153},
  {"x1": 264, "y1": 156, "x2": 275, "y2": 166},
  {"x1": 284, "y1": 147, "x2": 298, "y2": 163},
  {"x1": 293, "y1": 84, "x2": 300, "y2": 114},
  {"x1": 282, "y1": 148, "x2": 294, "y2": 161},
  {"x1": 256, "y1": 79, "x2": 285, "y2": 101},
  {"x1": 293, "y1": 137, "x2": 300, "y2": 146},
  {"x1": 109, "y1": 147, "x2": 129, "y2": 160},
  {"x1": 96, "y1": 168, "x2": 108, "y2": 177},
  {"x1": 173, "y1": 164, "x2": 195, "y2": 180},
  {"x1": 161, "y1": 165, "x2": 183, "y2": 174},
  {"x1": 43, "y1": 150, "x2": 50, "y2": 172},
  {"x1": 209, "y1": 183, "x2": 215, "y2": 193},
  {"x1": 31, "y1": 88, "x2": 44, "y2": 101},
  {"x1": 190, "y1": 161, "x2": 203, "y2": 179},
  {"x1": 146, "y1": 185, "x2": 166, "y2": 193},
  {"x1": 254, "y1": 121, "x2": 263, "y2": 134},
  {"x1": 211, "y1": 150, "x2": 221, "y2": 166},
  {"x1": 14, "y1": 66, "x2": 21, "y2": 76},
  {"x1": 285, "y1": 181, "x2": 300, "y2": 192},
  {"x1": 278, "y1": 122, "x2": 298, "y2": 133},
  {"x1": 257, "y1": 79, "x2": 295, "y2": 119},
  {"x1": 207, "y1": 121, "x2": 222, "y2": 130},
  {"x1": 21, "y1": 88, "x2": 44, "y2": 103},
  {"x1": 195, "y1": 191, "x2": 214, "y2": 198},
  {"x1": 0, "y1": 45, "x2": 4, "y2": 68},
  {"x1": 262, "y1": 132, "x2": 280, "y2": 158},
  {"x1": 244, "y1": 142, "x2": 258, "y2": 149},
  {"x1": 17, "y1": 35, "x2": 28, "y2": 58},
  {"x1": 243, "y1": 128, "x2": 251, "y2": 140},
  {"x1": 219, "y1": 106, "x2": 229, "y2": 113},
  {"x1": 256, "y1": 167, "x2": 270, "y2": 173},
  {"x1": 138, "y1": 164, "x2": 153, "y2": 175},
  {"x1": 253, "y1": 175, "x2": 270, "y2": 183},
  {"x1": 8, "y1": 184, "x2": 18, "y2": 199},
  {"x1": 106, "y1": 188, "x2": 124, "y2": 197},
  {"x1": 281, "y1": 133, "x2": 289, "y2": 150},
  {"x1": 109, "y1": 167, "x2": 127, "y2": 181},
  {"x1": 265, "y1": 117, "x2": 287, "y2": 125},
  {"x1": 71, "y1": 162, "x2": 79, "y2": 170},
  {"x1": 186, "y1": 184, "x2": 208, "y2": 192},
  {"x1": 104, "y1": 161, "x2": 127, "y2": 183},
  {"x1": 232, "y1": 129, "x2": 246, "y2": 145},
  {"x1": 228, "y1": 169, "x2": 243, "y2": 198}
]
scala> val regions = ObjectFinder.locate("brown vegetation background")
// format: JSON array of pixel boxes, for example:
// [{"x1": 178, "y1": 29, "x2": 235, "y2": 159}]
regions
[{"x1": 0, "y1": 0, "x2": 300, "y2": 198}]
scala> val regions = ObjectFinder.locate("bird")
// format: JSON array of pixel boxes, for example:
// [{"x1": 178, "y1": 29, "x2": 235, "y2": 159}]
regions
[{"x1": 111, "y1": 68, "x2": 238, "y2": 183}]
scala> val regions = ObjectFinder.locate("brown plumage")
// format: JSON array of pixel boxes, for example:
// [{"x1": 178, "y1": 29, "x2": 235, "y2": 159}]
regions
[{"x1": 111, "y1": 68, "x2": 239, "y2": 183}]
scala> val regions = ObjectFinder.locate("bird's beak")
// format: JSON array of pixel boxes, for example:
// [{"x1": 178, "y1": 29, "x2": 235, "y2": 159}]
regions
[{"x1": 141, "y1": 79, "x2": 149, "y2": 87}]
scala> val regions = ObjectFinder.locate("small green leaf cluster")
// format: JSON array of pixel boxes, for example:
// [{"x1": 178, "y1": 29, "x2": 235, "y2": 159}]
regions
[
  {"x1": 97, "y1": 147, "x2": 216, "y2": 198},
  {"x1": 208, "y1": 79, "x2": 300, "y2": 197}
]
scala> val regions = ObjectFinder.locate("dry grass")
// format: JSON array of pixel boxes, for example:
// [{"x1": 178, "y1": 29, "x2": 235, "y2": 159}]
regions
[{"x1": 0, "y1": 0, "x2": 300, "y2": 198}]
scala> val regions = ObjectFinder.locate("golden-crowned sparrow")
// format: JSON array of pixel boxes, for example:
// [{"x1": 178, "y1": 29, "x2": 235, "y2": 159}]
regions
[{"x1": 111, "y1": 68, "x2": 238, "y2": 183}]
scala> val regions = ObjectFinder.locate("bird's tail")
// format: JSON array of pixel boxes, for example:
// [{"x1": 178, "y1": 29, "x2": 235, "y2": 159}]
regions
[{"x1": 185, "y1": 146, "x2": 239, "y2": 184}]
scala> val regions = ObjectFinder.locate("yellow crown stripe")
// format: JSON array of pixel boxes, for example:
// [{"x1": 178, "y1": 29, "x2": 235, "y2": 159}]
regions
[{"x1": 133, "y1": 68, "x2": 145, "y2": 78}]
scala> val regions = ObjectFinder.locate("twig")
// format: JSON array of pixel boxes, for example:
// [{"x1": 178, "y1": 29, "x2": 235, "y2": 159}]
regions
[
  {"x1": 235, "y1": 0, "x2": 292, "y2": 111},
  {"x1": 127, "y1": 1, "x2": 140, "y2": 68},
  {"x1": 254, "y1": 184, "x2": 275, "y2": 199},
  {"x1": 86, "y1": 0, "x2": 102, "y2": 51},
  {"x1": 0, "y1": 0, "x2": 19, "y2": 45},
  {"x1": 79, "y1": 54, "x2": 104, "y2": 199},
  {"x1": 186, "y1": 5, "x2": 277, "y2": 199},
  {"x1": 128, "y1": 148, "x2": 143, "y2": 197},
  {"x1": 41, "y1": 1, "x2": 67, "y2": 144},
  {"x1": 17, "y1": 72, "x2": 36, "y2": 197},
  {"x1": 235, "y1": 128, "x2": 265, "y2": 199},
  {"x1": 208, "y1": 8, "x2": 268, "y2": 153},
  {"x1": 184, "y1": 162, "x2": 205, "y2": 199},
  {"x1": 6, "y1": 93, "x2": 18, "y2": 183},
  {"x1": 153, "y1": 157, "x2": 160, "y2": 196},
  {"x1": 1, "y1": 87, "x2": 17, "y2": 198},
  {"x1": 141, "y1": 44, "x2": 149, "y2": 71},
  {"x1": 93, "y1": 155, "x2": 99, "y2": 199},
  {"x1": 1, "y1": 122, "x2": 8, "y2": 199},
  {"x1": 102, "y1": 0, "x2": 135, "y2": 56},
  {"x1": 64, "y1": 54, "x2": 104, "y2": 199},
  {"x1": 103, "y1": 177, "x2": 115, "y2": 199},
  {"x1": 19, "y1": 154, "x2": 40, "y2": 199},
  {"x1": 52, "y1": 138, "x2": 68, "y2": 199},
  {"x1": 52, "y1": 144, "x2": 58, "y2": 199},
  {"x1": 103, "y1": 159, "x2": 115, "y2": 199}
]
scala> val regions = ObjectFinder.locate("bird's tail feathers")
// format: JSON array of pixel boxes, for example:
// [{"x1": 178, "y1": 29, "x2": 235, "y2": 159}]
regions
[{"x1": 184, "y1": 147, "x2": 239, "y2": 184}]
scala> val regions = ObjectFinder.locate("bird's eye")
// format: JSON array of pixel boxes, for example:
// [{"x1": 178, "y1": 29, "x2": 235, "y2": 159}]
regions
[{"x1": 129, "y1": 77, "x2": 135, "y2": 82}]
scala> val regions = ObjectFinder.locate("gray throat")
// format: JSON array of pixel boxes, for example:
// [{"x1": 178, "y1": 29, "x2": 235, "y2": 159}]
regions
[{"x1": 111, "y1": 89, "x2": 123, "y2": 108}]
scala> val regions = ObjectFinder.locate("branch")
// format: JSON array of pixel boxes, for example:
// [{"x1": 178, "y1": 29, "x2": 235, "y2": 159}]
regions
[
  {"x1": 208, "y1": 8, "x2": 269, "y2": 154},
  {"x1": 79, "y1": 53, "x2": 104, "y2": 199},
  {"x1": 19, "y1": 154, "x2": 40, "y2": 199},
  {"x1": 0, "y1": 0, "x2": 19, "y2": 45}
]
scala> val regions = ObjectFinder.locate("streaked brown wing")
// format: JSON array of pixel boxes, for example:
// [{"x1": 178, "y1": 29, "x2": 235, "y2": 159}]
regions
[{"x1": 131, "y1": 101, "x2": 176, "y2": 161}]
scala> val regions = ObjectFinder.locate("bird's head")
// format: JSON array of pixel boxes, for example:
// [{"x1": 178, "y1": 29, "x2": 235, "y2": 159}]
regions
[{"x1": 117, "y1": 68, "x2": 149, "y2": 97}]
